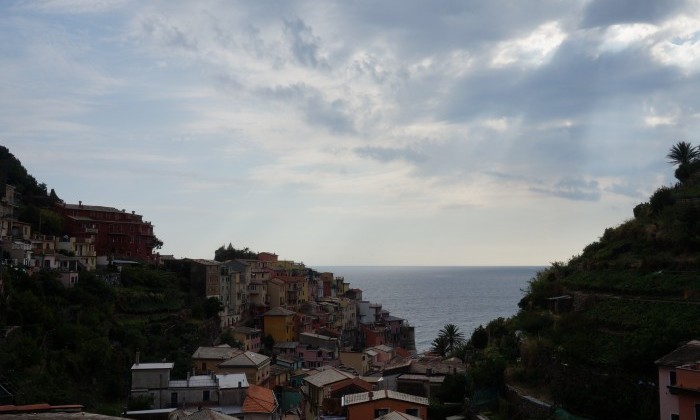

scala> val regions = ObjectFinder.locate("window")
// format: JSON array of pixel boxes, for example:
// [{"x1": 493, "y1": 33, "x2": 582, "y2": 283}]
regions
[
  {"x1": 670, "y1": 370, "x2": 677, "y2": 386},
  {"x1": 374, "y1": 409, "x2": 389, "y2": 417},
  {"x1": 171, "y1": 392, "x2": 178, "y2": 406},
  {"x1": 671, "y1": 414, "x2": 679, "y2": 420},
  {"x1": 203, "y1": 390, "x2": 210, "y2": 401},
  {"x1": 406, "y1": 408, "x2": 419, "y2": 416}
]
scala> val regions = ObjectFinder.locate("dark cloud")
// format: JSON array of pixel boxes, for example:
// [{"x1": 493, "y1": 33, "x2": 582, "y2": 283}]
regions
[
  {"x1": 136, "y1": 15, "x2": 199, "y2": 51},
  {"x1": 441, "y1": 36, "x2": 684, "y2": 125},
  {"x1": 531, "y1": 177, "x2": 601, "y2": 201},
  {"x1": 354, "y1": 146, "x2": 427, "y2": 163},
  {"x1": 331, "y1": 1, "x2": 574, "y2": 59},
  {"x1": 283, "y1": 18, "x2": 327, "y2": 69},
  {"x1": 260, "y1": 83, "x2": 355, "y2": 134},
  {"x1": 580, "y1": 0, "x2": 689, "y2": 28}
]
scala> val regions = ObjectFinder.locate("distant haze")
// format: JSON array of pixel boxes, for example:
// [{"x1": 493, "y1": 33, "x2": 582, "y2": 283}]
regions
[{"x1": 1, "y1": 0, "x2": 696, "y2": 265}]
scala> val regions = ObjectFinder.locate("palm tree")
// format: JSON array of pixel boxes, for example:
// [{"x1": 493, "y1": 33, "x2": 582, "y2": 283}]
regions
[
  {"x1": 438, "y1": 323, "x2": 465, "y2": 354},
  {"x1": 667, "y1": 141, "x2": 699, "y2": 166},
  {"x1": 431, "y1": 335, "x2": 449, "y2": 357}
]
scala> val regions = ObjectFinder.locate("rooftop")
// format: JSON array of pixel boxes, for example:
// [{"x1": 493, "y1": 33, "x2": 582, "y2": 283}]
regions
[
  {"x1": 242, "y1": 385, "x2": 278, "y2": 414},
  {"x1": 304, "y1": 367, "x2": 355, "y2": 387},
  {"x1": 217, "y1": 373, "x2": 249, "y2": 389},
  {"x1": 264, "y1": 307, "x2": 296, "y2": 316},
  {"x1": 342, "y1": 389, "x2": 429, "y2": 407},
  {"x1": 656, "y1": 340, "x2": 700, "y2": 367},
  {"x1": 192, "y1": 345, "x2": 241, "y2": 360},
  {"x1": 131, "y1": 362, "x2": 174, "y2": 371},
  {"x1": 376, "y1": 412, "x2": 423, "y2": 420},
  {"x1": 220, "y1": 351, "x2": 270, "y2": 368}
]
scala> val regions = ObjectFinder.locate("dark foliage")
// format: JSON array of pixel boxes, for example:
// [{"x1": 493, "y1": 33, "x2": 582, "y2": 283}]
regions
[
  {"x1": 214, "y1": 243, "x2": 257, "y2": 261},
  {"x1": 0, "y1": 265, "x2": 216, "y2": 411}
]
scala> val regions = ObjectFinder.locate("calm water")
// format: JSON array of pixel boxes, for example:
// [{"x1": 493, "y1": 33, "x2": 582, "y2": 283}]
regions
[{"x1": 313, "y1": 266, "x2": 542, "y2": 352}]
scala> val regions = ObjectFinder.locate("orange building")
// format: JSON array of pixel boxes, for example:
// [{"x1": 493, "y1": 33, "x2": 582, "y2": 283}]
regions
[
  {"x1": 672, "y1": 362, "x2": 700, "y2": 419},
  {"x1": 342, "y1": 390, "x2": 428, "y2": 420}
]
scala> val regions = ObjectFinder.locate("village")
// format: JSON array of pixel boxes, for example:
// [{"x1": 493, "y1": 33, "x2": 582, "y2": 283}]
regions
[{"x1": 0, "y1": 183, "x2": 469, "y2": 420}]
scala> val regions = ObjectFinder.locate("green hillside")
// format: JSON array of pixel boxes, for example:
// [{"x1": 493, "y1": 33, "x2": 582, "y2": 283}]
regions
[
  {"x1": 0, "y1": 149, "x2": 220, "y2": 413},
  {"x1": 508, "y1": 142, "x2": 700, "y2": 419}
]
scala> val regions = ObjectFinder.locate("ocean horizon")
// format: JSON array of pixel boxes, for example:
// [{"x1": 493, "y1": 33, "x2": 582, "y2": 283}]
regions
[{"x1": 313, "y1": 265, "x2": 544, "y2": 352}]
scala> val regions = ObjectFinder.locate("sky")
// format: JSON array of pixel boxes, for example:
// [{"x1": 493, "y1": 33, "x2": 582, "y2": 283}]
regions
[{"x1": 1, "y1": 0, "x2": 700, "y2": 266}]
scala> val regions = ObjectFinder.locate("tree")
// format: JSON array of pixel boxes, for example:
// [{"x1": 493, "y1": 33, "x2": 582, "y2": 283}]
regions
[
  {"x1": 470, "y1": 325, "x2": 489, "y2": 350},
  {"x1": 437, "y1": 323, "x2": 465, "y2": 354},
  {"x1": 667, "y1": 141, "x2": 699, "y2": 166},
  {"x1": 431, "y1": 335, "x2": 449, "y2": 357}
]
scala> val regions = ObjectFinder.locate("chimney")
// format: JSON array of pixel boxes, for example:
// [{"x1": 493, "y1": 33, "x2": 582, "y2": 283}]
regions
[
  {"x1": 238, "y1": 381, "x2": 242, "y2": 388},
  {"x1": 78, "y1": 200, "x2": 83, "y2": 208},
  {"x1": 135, "y1": 350, "x2": 140, "y2": 366},
  {"x1": 368, "y1": 391, "x2": 373, "y2": 400}
]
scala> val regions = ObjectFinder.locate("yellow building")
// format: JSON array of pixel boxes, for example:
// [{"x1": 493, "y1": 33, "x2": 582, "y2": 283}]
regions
[{"x1": 263, "y1": 306, "x2": 296, "y2": 342}]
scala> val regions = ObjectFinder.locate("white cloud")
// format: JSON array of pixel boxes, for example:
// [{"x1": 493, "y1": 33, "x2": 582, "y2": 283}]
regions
[
  {"x1": 650, "y1": 15, "x2": 700, "y2": 72},
  {"x1": 491, "y1": 21, "x2": 567, "y2": 68},
  {"x1": 599, "y1": 23, "x2": 658, "y2": 52}
]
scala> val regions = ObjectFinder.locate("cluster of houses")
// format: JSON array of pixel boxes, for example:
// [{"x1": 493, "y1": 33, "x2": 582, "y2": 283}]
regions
[
  {"x1": 1, "y1": 192, "x2": 457, "y2": 419},
  {"x1": 0, "y1": 185, "x2": 158, "y2": 288},
  {"x1": 128, "y1": 250, "x2": 470, "y2": 420},
  {"x1": 9, "y1": 190, "x2": 700, "y2": 419}
]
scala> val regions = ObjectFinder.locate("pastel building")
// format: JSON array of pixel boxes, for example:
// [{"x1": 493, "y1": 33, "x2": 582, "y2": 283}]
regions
[
  {"x1": 657, "y1": 340, "x2": 700, "y2": 420},
  {"x1": 342, "y1": 390, "x2": 429, "y2": 420},
  {"x1": 263, "y1": 307, "x2": 296, "y2": 343}
]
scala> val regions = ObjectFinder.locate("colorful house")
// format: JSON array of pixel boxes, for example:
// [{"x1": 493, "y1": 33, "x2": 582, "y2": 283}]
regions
[
  {"x1": 263, "y1": 307, "x2": 296, "y2": 343},
  {"x1": 219, "y1": 351, "x2": 271, "y2": 386},
  {"x1": 657, "y1": 340, "x2": 700, "y2": 420},
  {"x1": 342, "y1": 390, "x2": 429, "y2": 420},
  {"x1": 231, "y1": 326, "x2": 262, "y2": 353}
]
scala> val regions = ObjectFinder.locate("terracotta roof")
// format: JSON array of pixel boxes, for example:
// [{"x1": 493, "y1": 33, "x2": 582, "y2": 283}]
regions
[
  {"x1": 376, "y1": 412, "x2": 423, "y2": 420},
  {"x1": 329, "y1": 377, "x2": 373, "y2": 393},
  {"x1": 243, "y1": 385, "x2": 278, "y2": 413}
]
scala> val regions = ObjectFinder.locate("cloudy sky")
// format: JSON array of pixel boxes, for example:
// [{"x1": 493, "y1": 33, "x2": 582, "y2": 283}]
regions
[{"x1": 1, "y1": 0, "x2": 699, "y2": 266}]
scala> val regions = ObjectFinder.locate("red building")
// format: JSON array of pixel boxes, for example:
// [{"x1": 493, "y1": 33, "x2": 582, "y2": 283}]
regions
[{"x1": 56, "y1": 202, "x2": 157, "y2": 261}]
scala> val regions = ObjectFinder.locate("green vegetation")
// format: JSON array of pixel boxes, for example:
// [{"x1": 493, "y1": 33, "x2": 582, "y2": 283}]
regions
[
  {"x1": 0, "y1": 146, "x2": 64, "y2": 238},
  {"x1": 0, "y1": 265, "x2": 220, "y2": 412},
  {"x1": 490, "y1": 142, "x2": 700, "y2": 419},
  {"x1": 430, "y1": 323, "x2": 465, "y2": 357},
  {"x1": 214, "y1": 243, "x2": 257, "y2": 261},
  {"x1": 429, "y1": 142, "x2": 700, "y2": 418}
]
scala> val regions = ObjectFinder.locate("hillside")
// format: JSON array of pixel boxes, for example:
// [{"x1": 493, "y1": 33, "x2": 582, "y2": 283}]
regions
[
  {"x1": 0, "y1": 149, "x2": 220, "y2": 413},
  {"x1": 508, "y1": 143, "x2": 700, "y2": 419}
]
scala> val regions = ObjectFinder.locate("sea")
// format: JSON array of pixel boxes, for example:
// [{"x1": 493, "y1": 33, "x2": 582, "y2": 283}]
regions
[{"x1": 312, "y1": 266, "x2": 543, "y2": 353}]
